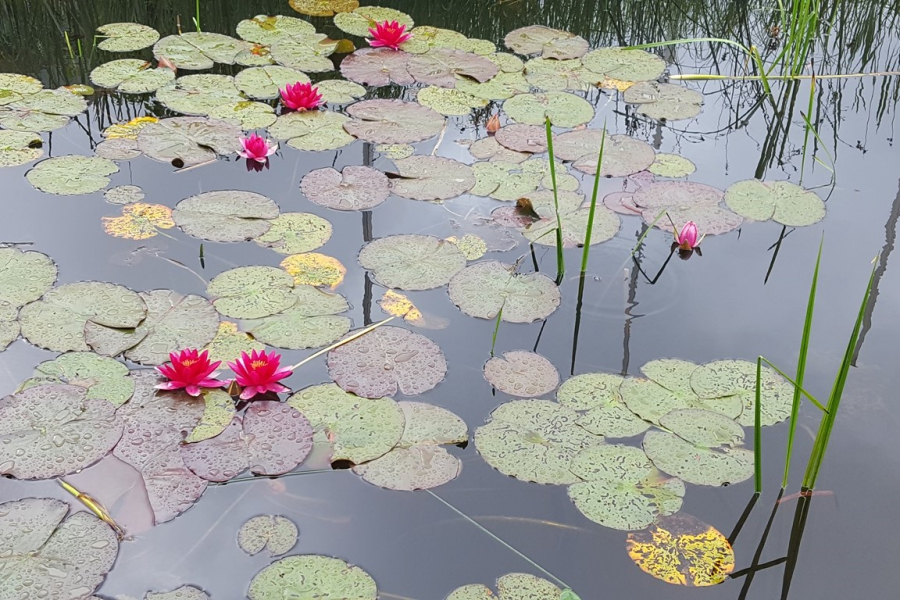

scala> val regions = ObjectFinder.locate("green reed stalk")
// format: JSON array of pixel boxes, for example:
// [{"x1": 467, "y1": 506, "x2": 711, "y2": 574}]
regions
[
  {"x1": 64, "y1": 31, "x2": 75, "y2": 60},
  {"x1": 193, "y1": 0, "x2": 201, "y2": 32},
  {"x1": 579, "y1": 125, "x2": 606, "y2": 273},
  {"x1": 544, "y1": 117, "x2": 565, "y2": 281},
  {"x1": 630, "y1": 210, "x2": 668, "y2": 257},
  {"x1": 800, "y1": 73, "x2": 816, "y2": 183}
]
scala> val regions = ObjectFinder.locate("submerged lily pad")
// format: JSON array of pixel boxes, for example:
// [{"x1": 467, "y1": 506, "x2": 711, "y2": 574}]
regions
[
  {"x1": 649, "y1": 153, "x2": 696, "y2": 178},
  {"x1": 0, "y1": 130, "x2": 42, "y2": 167},
  {"x1": 90, "y1": 59, "x2": 174, "y2": 93},
  {"x1": 287, "y1": 383, "x2": 404, "y2": 465},
  {"x1": 484, "y1": 351, "x2": 559, "y2": 398},
  {"x1": 504, "y1": 25, "x2": 589, "y2": 60},
  {"x1": 581, "y1": 47, "x2": 666, "y2": 82},
  {"x1": 26, "y1": 155, "x2": 118, "y2": 195},
  {"x1": 0, "y1": 247, "x2": 57, "y2": 309},
  {"x1": 248, "y1": 555, "x2": 377, "y2": 600},
  {"x1": 624, "y1": 82, "x2": 703, "y2": 121},
  {"x1": 301, "y1": 166, "x2": 390, "y2": 211},
  {"x1": 207, "y1": 266, "x2": 296, "y2": 319},
  {"x1": 0, "y1": 89, "x2": 86, "y2": 132},
  {"x1": 156, "y1": 74, "x2": 246, "y2": 116},
  {"x1": 269, "y1": 110, "x2": 355, "y2": 151},
  {"x1": 340, "y1": 48, "x2": 414, "y2": 87},
  {"x1": 503, "y1": 92, "x2": 594, "y2": 128},
  {"x1": 448, "y1": 261, "x2": 560, "y2": 322},
  {"x1": 327, "y1": 325, "x2": 447, "y2": 398},
  {"x1": 185, "y1": 390, "x2": 236, "y2": 443},
  {"x1": 359, "y1": 234, "x2": 467, "y2": 290},
  {"x1": 234, "y1": 65, "x2": 310, "y2": 100},
  {"x1": 0, "y1": 384, "x2": 123, "y2": 479},
  {"x1": 253, "y1": 212, "x2": 333, "y2": 254},
  {"x1": 554, "y1": 129, "x2": 656, "y2": 177},
  {"x1": 137, "y1": 116, "x2": 242, "y2": 166},
  {"x1": 557, "y1": 373, "x2": 650, "y2": 438},
  {"x1": 344, "y1": 99, "x2": 445, "y2": 144},
  {"x1": 173, "y1": 190, "x2": 279, "y2": 242},
  {"x1": 417, "y1": 86, "x2": 488, "y2": 116},
  {"x1": 690, "y1": 359, "x2": 794, "y2": 427},
  {"x1": 203, "y1": 321, "x2": 266, "y2": 364},
  {"x1": 104, "y1": 185, "x2": 143, "y2": 205},
  {"x1": 724, "y1": 179, "x2": 826, "y2": 226},
  {"x1": 290, "y1": 0, "x2": 359, "y2": 16},
  {"x1": 389, "y1": 156, "x2": 476, "y2": 200},
  {"x1": 334, "y1": 6, "x2": 413, "y2": 37},
  {"x1": 19, "y1": 352, "x2": 134, "y2": 406},
  {"x1": 153, "y1": 32, "x2": 251, "y2": 70},
  {"x1": 238, "y1": 515, "x2": 298, "y2": 556},
  {"x1": 244, "y1": 285, "x2": 351, "y2": 350},
  {"x1": 280, "y1": 253, "x2": 346, "y2": 289},
  {"x1": 407, "y1": 48, "x2": 498, "y2": 88},
  {"x1": 97, "y1": 22, "x2": 160, "y2": 52}
]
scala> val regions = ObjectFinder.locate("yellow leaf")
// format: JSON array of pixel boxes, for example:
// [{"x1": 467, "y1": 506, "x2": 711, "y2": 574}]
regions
[
  {"x1": 289, "y1": 0, "x2": 359, "y2": 17},
  {"x1": 102, "y1": 203, "x2": 174, "y2": 240},
  {"x1": 280, "y1": 253, "x2": 346, "y2": 289},
  {"x1": 378, "y1": 290, "x2": 449, "y2": 330},
  {"x1": 446, "y1": 234, "x2": 487, "y2": 260},
  {"x1": 102, "y1": 116, "x2": 159, "y2": 140},
  {"x1": 204, "y1": 322, "x2": 265, "y2": 364},
  {"x1": 599, "y1": 78, "x2": 635, "y2": 92}
]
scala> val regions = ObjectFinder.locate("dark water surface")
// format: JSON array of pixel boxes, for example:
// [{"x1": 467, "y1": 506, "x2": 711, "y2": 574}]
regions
[{"x1": 2, "y1": 0, "x2": 900, "y2": 598}]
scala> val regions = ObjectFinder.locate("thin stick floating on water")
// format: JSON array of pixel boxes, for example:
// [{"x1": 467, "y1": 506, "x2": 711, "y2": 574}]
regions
[
  {"x1": 288, "y1": 316, "x2": 397, "y2": 371},
  {"x1": 213, "y1": 468, "x2": 338, "y2": 486}
]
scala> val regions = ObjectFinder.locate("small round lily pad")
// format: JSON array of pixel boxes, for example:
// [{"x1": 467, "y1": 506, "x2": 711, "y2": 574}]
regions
[
  {"x1": 0, "y1": 130, "x2": 43, "y2": 167},
  {"x1": 358, "y1": 234, "x2": 467, "y2": 290},
  {"x1": 557, "y1": 373, "x2": 649, "y2": 438},
  {"x1": 26, "y1": 155, "x2": 118, "y2": 195},
  {"x1": 0, "y1": 247, "x2": 57, "y2": 309},
  {"x1": 483, "y1": 351, "x2": 559, "y2": 397},
  {"x1": 449, "y1": 261, "x2": 560, "y2": 322},
  {"x1": 624, "y1": 82, "x2": 703, "y2": 121},
  {"x1": 649, "y1": 153, "x2": 696, "y2": 178},
  {"x1": 97, "y1": 22, "x2": 160, "y2": 52},
  {"x1": 581, "y1": 47, "x2": 666, "y2": 82},
  {"x1": 253, "y1": 212, "x2": 333, "y2": 255},
  {"x1": 90, "y1": 59, "x2": 174, "y2": 94},
  {"x1": 238, "y1": 515, "x2": 298, "y2": 556},
  {"x1": 334, "y1": 6, "x2": 413, "y2": 37},
  {"x1": 503, "y1": 92, "x2": 594, "y2": 128},
  {"x1": 344, "y1": 99, "x2": 445, "y2": 145},
  {"x1": 269, "y1": 110, "x2": 355, "y2": 151},
  {"x1": 504, "y1": 25, "x2": 589, "y2": 60},
  {"x1": 248, "y1": 555, "x2": 377, "y2": 600},
  {"x1": 19, "y1": 352, "x2": 134, "y2": 407},
  {"x1": 301, "y1": 166, "x2": 390, "y2": 211}
]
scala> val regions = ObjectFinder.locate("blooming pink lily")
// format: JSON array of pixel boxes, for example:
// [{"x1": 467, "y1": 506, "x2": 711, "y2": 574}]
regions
[
  {"x1": 238, "y1": 133, "x2": 277, "y2": 163},
  {"x1": 156, "y1": 349, "x2": 226, "y2": 396},
  {"x1": 367, "y1": 20, "x2": 412, "y2": 50},
  {"x1": 228, "y1": 349, "x2": 293, "y2": 401},
  {"x1": 280, "y1": 82, "x2": 322, "y2": 112},
  {"x1": 675, "y1": 221, "x2": 701, "y2": 250}
]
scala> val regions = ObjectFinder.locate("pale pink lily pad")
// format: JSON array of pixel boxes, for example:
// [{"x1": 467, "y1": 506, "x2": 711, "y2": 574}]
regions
[
  {"x1": 340, "y1": 47, "x2": 414, "y2": 87},
  {"x1": 407, "y1": 48, "x2": 498, "y2": 88},
  {"x1": 484, "y1": 351, "x2": 560, "y2": 398}
]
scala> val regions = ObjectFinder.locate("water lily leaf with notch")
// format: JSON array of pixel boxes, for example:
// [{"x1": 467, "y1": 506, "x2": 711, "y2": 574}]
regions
[
  {"x1": 643, "y1": 204, "x2": 743, "y2": 236},
  {"x1": 448, "y1": 573, "x2": 564, "y2": 600},
  {"x1": 0, "y1": 247, "x2": 57, "y2": 308},
  {"x1": 253, "y1": 212, "x2": 333, "y2": 254},
  {"x1": 339, "y1": 48, "x2": 414, "y2": 87},
  {"x1": 358, "y1": 234, "x2": 467, "y2": 290},
  {"x1": 469, "y1": 136, "x2": 529, "y2": 163},
  {"x1": 0, "y1": 73, "x2": 43, "y2": 105},
  {"x1": 724, "y1": 179, "x2": 826, "y2": 226},
  {"x1": 101, "y1": 203, "x2": 174, "y2": 240},
  {"x1": 568, "y1": 444, "x2": 685, "y2": 530},
  {"x1": 248, "y1": 555, "x2": 377, "y2": 600},
  {"x1": 407, "y1": 48, "x2": 498, "y2": 88},
  {"x1": 90, "y1": 59, "x2": 174, "y2": 94},
  {"x1": 0, "y1": 130, "x2": 42, "y2": 166},
  {"x1": 153, "y1": 32, "x2": 251, "y2": 70},
  {"x1": 137, "y1": 116, "x2": 242, "y2": 166},
  {"x1": 417, "y1": 86, "x2": 487, "y2": 116},
  {"x1": 487, "y1": 52, "x2": 525, "y2": 73},
  {"x1": 181, "y1": 402, "x2": 314, "y2": 482},
  {"x1": 327, "y1": 325, "x2": 447, "y2": 397},
  {"x1": 344, "y1": 99, "x2": 445, "y2": 144},
  {"x1": 317, "y1": 79, "x2": 366, "y2": 103},
  {"x1": 280, "y1": 253, "x2": 347, "y2": 289},
  {"x1": 19, "y1": 352, "x2": 134, "y2": 406},
  {"x1": 389, "y1": 156, "x2": 475, "y2": 200},
  {"x1": 185, "y1": 390, "x2": 236, "y2": 443},
  {"x1": 207, "y1": 100, "x2": 276, "y2": 130},
  {"x1": 503, "y1": 92, "x2": 594, "y2": 128},
  {"x1": 203, "y1": 321, "x2": 265, "y2": 364},
  {"x1": 334, "y1": 6, "x2": 414, "y2": 37},
  {"x1": 524, "y1": 57, "x2": 600, "y2": 91},
  {"x1": 26, "y1": 155, "x2": 117, "y2": 195},
  {"x1": 475, "y1": 399, "x2": 604, "y2": 485},
  {"x1": 236, "y1": 15, "x2": 317, "y2": 45},
  {"x1": 399, "y1": 26, "x2": 468, "y2": 54},
  {"x1": 504, "y1": 25, "x2": 589, "y2": 59},
  {"x1": 449, "y1": 260, "x2": 560, "y2": 322},
  {"x1": 353, "y1": 401, "x2": 467, "y2": 490},
  {"x1": 269, "y1": 110, "x2": 354, "y2": 151},
  {"x1": 301, "y1": 166, "x2": 390, "y2": 211},
  {"x1": 554, "y1": 129, "x2": 656, "y2": 177},
  {"x1": 446, "y1": 234, "x2": 488, "y2": 260},
  {"x1": 581, "y1": 47, "x2": 666, "y2": 83},
  {"x1": 85, "y1": 290, "x2": 219, "y2": 365},
  {"x1": 0, "y1": 301, "x2": 19, "y2": 350},
  {"x1": 649, "y1": 153, "x2": 696, "y2": 178},
  {"x1": 484, "y1": 351, "x2": 559, "y2": 398},
  {"x1": 207, "y1": 266, "x2": 296, "y2": 319},
  {"x1": 494, "y1": 123, "x2": 549, "y2": 153},
  {"x1": 631, "y1": 180, "x2": 723, "y2": 210},
  {"x1": 19, "y1": 281, "x2": 147, "y2": 353},
  {"x1": 173, "y1": 190, "x2": 279, "y2": 243},
  {"x1": 523, "y1": 206, "x2": 621, "y2": 248},
  {"x1": 97, "y1": 22, "x2": 160, "y2": 51},
  {"x1": 290, "y1": 0, "x2": 359, "y2": 16},
  {"x1": 244, "y1": 285, "x2": 351, "y2": 350},
  {"x1": 557, "y1": 373, "x2": 650, "y2": 438},
  {"x1": 234, "y1": 65, "x2": 310, "y2": 100},
  {"x1": 0, "y1": 498, "x2": 118, "y2": 599},
  {"x1": 287, "y1": 383, "x2": 404, "y2": 465},
  {"x1": 103, "y1": 115, "x2": 159, "y2": 140},
  {"x1": 690, "y1": 359, "x2": 795, "y2": 427},
  {"x1": 238, "y1": 515, "x2": 298, "y2": 556},
  {"x1": 643, "y1": 409, "x2": 754, "y2": 486},
  {"x1": 0, "y1": 88, "x2": 86, "y2": 131},
  {"x1": 270, "y1": 38, "x2": 336, "y2": 72},
  {"x1": 156, "y1": 74, "x2": 246, "y2": 116},
  {"x1": 455, "y1": 70, "x2": 530, "y2": 101},
  {"x1": 624, "y1": 82, "x2": 703, "y2": 121},
  {"x1": 0, "y1": 384, "x2": 123, "y2": 479}
]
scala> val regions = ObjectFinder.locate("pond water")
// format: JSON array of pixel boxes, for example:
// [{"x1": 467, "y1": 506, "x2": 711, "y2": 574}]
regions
[{"x1": 1, "y1": 0, "x2": 900, "y2": 598}]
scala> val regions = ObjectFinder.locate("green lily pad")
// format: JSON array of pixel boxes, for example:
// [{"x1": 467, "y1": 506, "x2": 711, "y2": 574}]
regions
[
  {"x1": 236, "y1": 15, "x2": 318, "y2": 45},
  {"x1": 581, "y1": 47, "x2": 666, "y2": 82},
  {"x1": 137, "y1": 116, "x2": 242, "y2": 166},
  {"x1": 503, "y1": 92, "x2": 594, "y2": 128},
  {"x1": 18, "y1": 352, "x2": 134, "y2": 407},
  {"x1": 649, "y1": 153, "x2": 696, "y2": 178},
  {"x1": 0, "y1": 73, "x2": 44, "y2": 105},
  {"x1": 155, "y1": 74, "x2": 245, "y2": 116},
  {"x1": 447, "y1": 234, "x2": 488, "y2": 260},
  {"x1": 269, "y1": 110, "x2": 355, "y2": 151},
  {"x1": 358, "y1": 234, "x2": 467, "y2": 290},
  {"x1": 471, "y1": 161, "x2": 543, "y2": 200},
  {"x1": 0, "y1": 247, "x2": 57, "y2": 308},
  {"x1": 484, "y1": 351, "x2": 559, "y2": 398},
  {"x1": 0, "y1": 301, "x2": 19, "y2": 350},
  {"x1": 389, "y1": 156, "x2": 475, "y2": 200},
  {"x1": 344, "y1": 99, "x2": 445, "y2": 144},
  {"x1": 207, "y1": 266, "x2": 296, "y2": 319},
  {"x1": 25, "y1": 155, "x2": 118, "y2": 195},
  {"x1": 690, "y1": 359, "x2": 794, "y2": 427},
  {"x1": 287, "y1": 383, "x2": 405, "y2": 465},
  {"x1": 185, "y1": 390, "x2": 237, "y2": 443},
  {"x1": 244, "y1": 285, "x2": 351, "y2": 349},
  {"x1": 724, "y1": 179, "x2": 826, "y2": 226},
  {"x1": 0, "y1": 130, "x2": 42, "y2": 166},
  {"x1": 554, "y1": 129, "x2": 656, "y2": 177},
  {"x1": 557, "y1": 373, "x2": 650, "y2": 438},
  {"x1": 334, "y1": 6, "x2": 413, "y2": 37},
  {"x1": 238, "y1": 515, "x2": 298, "y2": 556},
  {"x1": 475, "y1": 399, "x2": 604, "y2": 485},
  {"x1": 449, "y1": 261, "x2": 560, "y2": 322},
  {"x1": 487, "y1": 52, "x2": 525, "y2": 73},
  {"x1": 468, "y1": 137, "x2": 529, "y2": 163},
  {"x1": 317, "y1": 79, "x2": 366, "y2": 104},
  {"x1": 524, "y1": 57, "x2": 600, "y2": 91},
  {"x1": 568, "y1": 444, "x2": 685, "y2": 530},
  {"x1": 0, "y1": 89, "x2": 86, "y2": 132},
  {"x1": 448, "y1": 573, "x2": 564, "y2": 600},
  {"x1": 417, "y1": 86, "x2": 487, "y2": 116},
  {"x1": 400, "y1": 26, "x2": 480, "y2": 54},
  {"x1": 19, "y1": 281, "x2": 147, "y2": 352},
  {"x1": 270, "y1": 38, "x2": 336, "y2": 72},
  {"x1": 301, "y1": 166, "x2": 390, "y2": 211},
  {"x1": 203, "y1": 321, "x2": 266, "y2": 364},
  {"x1": 90, "y1": 59, "x2": 174, "y2": 93},
  {"x1": 290, "y1": 0, "x2": 359, "y2": 17},
  {"x1": 523, "y1": 206, "x2": 621, "y2": 248},
  {"x1": 407, "y1": 48, "x2": 498, "y2": 88},
  {"x1": 253, "y1": 212, "x2": 333, "y2": 254},
  {"x1": 340, "y1": 48, "x2": 414, "y2": 87},
  {"x1": 504, "y1": 25, "x2": 589, "y2": 60},
  {"x1": 456, "y1": 70, "x2": 531, "y2": 101},
  {"x1": 153, "y1": 32, "x2": 251, "y2": 70},
  {"x1": 248, "y1": 555, "x2": 377, "y2": 600},
  {"x1": 97, "y1": 22, "x2": 160, "y2": 52},
  {"x1": 494, "y1": 123, "x2": 548, "y2": 153},
  {"x1": 207, "y1": 101, "x2": 277, "y2": 130},
  {"x1": 624, "y1": 82, "x2": 703, "y2": 121},
  {"x1": 234, "y1": 65, "x2": 310, "y2": 100},
  {"x1": 173, "y1": 190, "x2": 279, "y2": 242}
]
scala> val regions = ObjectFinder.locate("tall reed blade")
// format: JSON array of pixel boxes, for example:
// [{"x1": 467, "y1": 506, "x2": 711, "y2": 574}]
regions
[
  {"x1": 580, "y1": 125, "x2": 606, "y2": 274},
  {"x1": 544, "y1": 117, "x2": 565, "y2": 281}
]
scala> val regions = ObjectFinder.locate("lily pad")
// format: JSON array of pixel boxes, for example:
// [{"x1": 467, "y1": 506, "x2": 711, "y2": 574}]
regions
[
  {"x1": 503, "y1": 92, "x2": 594, "y2": 128},
  {"x1": 97, "y1": 22, "x2": 160, "y2": 52},
  {"x1": 207, "y1": 266, "x2": 296, "y2": 319},
  {"x1": 0, "y1": 247, "x2": 57, "y2": 309},
  {"x1": 376, "y1": 143, "x2": 415, "y2": 160},
  {"x1": 280, "y1": 253, "x2": 347, "y2": 289},
  {"x1": 153, "y1": 32, "x2": 251, "y2": 70},
  {"x1": 581, "y1": 47, "x2": 666, "y2": 82},
  {"x1": 0, "y1": 498, "x2": 118, "y2": 599},
  {"x1": 234, "y1": 65, "x2": 310, "y2": 100},
  {"x1": 238, "y1": 515, "x2": 298, "y2": 556},
  {"x1": 557, "y1": 373, "x2": 650, "y2": 438},
  {"x1": 469, "y1": 136, "x2": 529, "y2": 163},
  {"x1": 0, "y1": 73, "x2": 43, "y2": 105},
  {"x1": 484, "y1": 351, "x2": 559, "y2": 398},
  {"x1": 447, "y1": 234, "x2": 488, "y2": 260},
  {"x1": 448, "y1": 261, "x2": 560, "y2": 322},
  {"x1": 95, "y1": 138, "x2": 142, "y2": 160},
  {"x1": 19, "y1": 281, "x2": 147, "y2": 353},
  {"x1": 248, "y1": 555, "x2": 377, "y2": 600},
  {"x1": 631, "y1": 180, "x2": 722, "y2": 210},
  {"x1": 344, "y1": 99, "x2": 444, "y2": 144},
  {"x1": 90, "y1": 59, "x2": 174, "y2": 94},
  {"x1": 301, "y1": 166, "x2": 390, "y2": 211},
  {"x1": 0, "y1": 301, "x2": 19, "y2": 350},
  {"x1": 400, "y1": 26, "x2": 483, "y2": 55},
  {"x1": 0, "y1": 130, "x2": 43, "y2": 166},
  {"x1": 358, "y1": 234, "x2": 467, "y2": 290},
  {"x1": 523, "y1": 206, "x2": 622, "y2": 248},
  {"x1": 334, "y1": 6, "x2": 413, "y2": 37},
  {"x1": 0, "y1": 89, "x2": 86, "y2": 132},
  {"x1": 270, "y1": 38, "x2": 336, "y2": 73},
  {"x1": 447, "y1": 573, "x2": 562, "y2": 600},
  {"x1": 181, "y1": 402, "x2": 314, "y2": 482},
  {"x1": 137, "y1": 116, "x2": 242, "y2": 166},
  {"x1": 649, "y1": 153, "x2": 696, "y2": 178},
  {"x1": 690, "y1": 359, "x2": 794, "y2": 427},
  {"x1": 287, "y1": 383, "x2": 404, "y2": 465},
  {"x1": 156, "y1": 74, "x2": 246, "y2": 116},
  {"x1": 290, "y1": 0, "x2": 359, "y2": 17},
  {"x1": 185, "y1": 390, "x2": 237, "y2": 443},
  {"x1": 327, "y1": 325, "x2": 447, "y2": 398},
  {"x1": 101, "y1": 203, "x2": 174, "y2": 240},
  {"x1": 317, "y1": 79, "x2": 367, "y2": 103},
  {"x1": 26, "y1": 155, "x2": 118, "y2": 195},
  {"x1": 471, "y1": 161, "x2": 542, "y2": 200},
  {"x1": 236, "y1": 15, "x2": 318, "y2": 45},
  {"x1": 407, "y1": 48, "x2": 498, "y2": 88},
  {"x1": 203, "y1": 321, "x2": 266, "y2": 364},
  {"x1": 624, "y1": 82, "x2": 703, "y2": 121},
  {"x1": 456, "y1": 70, "x2": 530, "y2": 101},
  {"x1": 340, "y1": 48, "x2": 414, "y2": 87},
  {"x1": 475, "y1": 399, "x2": 604, "y2": 485},
  {"x1": 19, "y1": 352, "x2": 134, "y2": 407},
  {"x1": 207, "y1": 101, "x2": 276, "y2": 130},
  {"x1": 417, "y1": 86, "x2": 487, "y2": 116},
  {"x1": 253, "y1": 212, "x2": 333, "y2": 254},
  {"x1": 554, "y1": 130, "x2": 656, "y2": 177},
  {"x1": 244, "y1": 285, "x2": 351, "y2": 349},
  {"x1": 494, "y1": 123, "x2": 548, "y2": 153},
  {"x1": 0, "y1": 384, "x2": 123, "y2": 479},
  {"x1": 504, "y1": 25, "x2": 589, "y2": 60},
  {"x1": 173, "y1": 190, "x2": 279, "y2": 242},
  {"x1": 146, "y1": 587, "x2": 209, "y2": 600},
  {"x1": 724, "y1": 179, "x2": 826, "y2": 226},
  {"x1": 524, "y1": 57, "x2": 600, "y2": 91},
  {"x1": 389, "y1": 156, "x2": 475, "y2": 200},
  {"x1": 269, "y1": 110, "x2": 355, "y2": 151}
]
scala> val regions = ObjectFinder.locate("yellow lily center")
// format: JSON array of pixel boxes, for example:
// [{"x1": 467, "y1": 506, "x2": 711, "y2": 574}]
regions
[
  {"x1": 250, "y1": 359, "x2": 268, "y2": 369},
  {"x1": 180, "y1": 359, "x2": 198, "y2": 367}
]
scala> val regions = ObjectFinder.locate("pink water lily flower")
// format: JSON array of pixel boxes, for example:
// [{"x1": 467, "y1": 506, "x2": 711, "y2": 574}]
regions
[
  {"x1": 280, "y1": 82, "x2": 322, "y2": 111},
  {"x1": 228, "y1": 349, "x2": 293, "y2": 400},
  {"x1": 367, "y1": 20, "x2": 412, "y2": 50},
  {"x1": 238, "y1": 133, "x2": 277, "y2": 163},
  {"x1": 156, "y1": 349, "x2": 226, "y2": 396},
  {"x1": 675, "y1": 221, "x2": 701, "y2": 250}
]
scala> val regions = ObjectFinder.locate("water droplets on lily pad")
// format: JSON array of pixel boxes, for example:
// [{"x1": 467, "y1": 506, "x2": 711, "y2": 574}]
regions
[
  {"x1": 417, "y1": 86, "x2": 488, "y2": 116},
  {"x1": 632, "y1": 181, "x2": 743, "y2": 235},
  {"x1": 0, "y1": 88, "x2": 86, "y2": 132},
  {"x1": 137, "y1": 116, "x2": 242, "y2": 166},
  {"x1": 248, "y1": 555, "x2": 377, "y2": 600},
  {"x1": 484, "y1": 350, "x2": 559, "y2": 398},
  {"x1": 90, "y1": 59, "x2": 174, "y2": 94},
  {"x1": 244, "y1": 285, "x2": 351, "y2": 350},
  {"x1": 185, "y1": 389, "x2": 236, "y2": 443},
  {"x1": 317, "y1": 79, "x2": 366, "y2": 104},
  {"x1": 690, "y1": 359, "x2": 794, "y2": 427},
  {"x1": 649, "y1": 153, "x2": 696, "y2": 178},
  {"x1": 390, "y1": 156, "x2": 476, "y2": 201},
  {"x1": 334, "y1": 6, "x2": 413, "y2": 37},
  {"x1": 280, "y1": 253, "x2": 346, "y2": 289},
  {"x1": 290, "y1": 0, "x2": 359, "y2": 17},
  {"x1": 554, "y1": 129, "x2": 656, "y2": 177},
  {"x1": 494, "y1": 123, "x2": 548, "y2": 153},
  {"x1": 448, "y1": 261, "x2": 560, "y2": 322},
  {"x1": 624, "y1": 81, "x2": 703, "y2": 121},
  {"x1": 447, "y1": 573, "x2": 565, "y2": 600},
  {"x1": 207, "y1": 266, "x2": 296, "y2": 319},
  {"x1": 96, "y1": 22, "x2": 160, "y2": 52},
  {"x1": 269, "y1": 110, "x2": 355, "y2": 151},
  {"x1": 0, "y1": 130, "x2": 43, "y2": 167},
  {"x1": 524, "y1": 57, "x2": 600, "y2": 91},
  {"x1": 340, "y1": 47, "x2": 415, "y2": 87},
  {"x1": 407, "y1": 48, "x2": 499, "y2": 88},
  {"x1": 0, "y1": 247, "x2": 57, "y2": 309},
  {"x1": 302, "y1": 166, "x2": 390, "y2": 211},
  {"x1": 344, "y1": 99, "x2": 445, "y2": 145},
  {"x1": 504, "y1": 25, "x2": 589, "y2": 59},
  {"x1": 156, "y1": 74, "x2": 246, "y2": 116},
  {"x1": 234, "y1": 65, "x2": 309, "y2": 100},
  {"x1": 581, "y1": 47, "x2": 666, "y2": 83},
  {"x1": 253, "y1": 212, "x2": 333, "y2": 254},
  {"x1": 173, "y1": 190, "x2": 279, "y2": 242},
  {"x1": 145, "y1": 586, "x2": 209, "y2": 600},
  {"x1": 18, "y1": 352, "x2": 134, "y2": 406},
  {"x1": 724, "y1": 179, "x2": 826, "y2": 226},
  {"x1": 153, "y1": 32, "x2": 251, "y2": 70},
  {"x1": 105, "y1": 184, "x2": 145, "y2": 204},
  {"x1": 469, "y1": 136, "x2": 529, "y2": 163},
  {"x1": 503, "y1": 91, "x2": 594, "y2": 128},
  {"x1": 359, "y1": 234, "x2": 467, "y2": 290},
  {"x1": 557, "y1": 372, "x2": 649, "y2": 438},
  {"x1": 26, "y1": 155, "x2": 118, "y2": 195},
  {"x1": 235, "y1": 14, "x2": 317, "y2": 45},
  {"x1": 203, "y1": 321, "x2": 265, "y2": 364},
  {"x1": 238, "y1": 515, "x2": 298, "y2": 556},
  {"x1": 101, "y1": 203, "x2": 175, "y2": 240}
]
